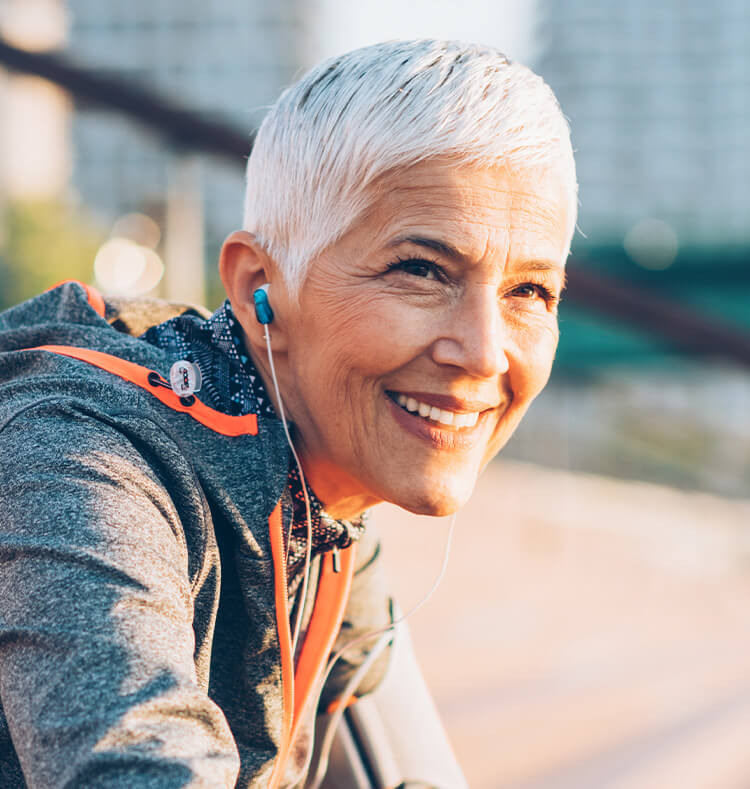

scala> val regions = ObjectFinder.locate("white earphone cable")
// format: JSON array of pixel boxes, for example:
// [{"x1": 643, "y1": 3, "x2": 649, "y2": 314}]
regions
[
  {"x1": 306, "y1": 511, "x2": 457, "y2": 789},
  {"x1": 261, "y1": 318, "x2": 457, "y2": 786},
  {"x1": 306, "y1": 628, "x2": 392, "y2": 789},
  {"x1": 263, "y1": 323, "x2": 313, "y2": 657}
]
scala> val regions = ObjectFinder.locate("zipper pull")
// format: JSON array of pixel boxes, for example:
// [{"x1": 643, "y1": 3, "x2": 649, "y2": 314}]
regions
[{"x1": 332, "y1": 546, "x2": 341, "y2": 573}]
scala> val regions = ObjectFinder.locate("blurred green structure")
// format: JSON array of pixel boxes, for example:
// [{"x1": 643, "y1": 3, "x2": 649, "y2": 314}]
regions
[
  {"x1": 0, "y1": 200, "x2": 102, "y2": 310},
  {"x1": 557, "y1": 244, "x2": 750, "y2": 370},
  {"x1": 534, "y1": 0, "x2": 750, "y2": 370}
]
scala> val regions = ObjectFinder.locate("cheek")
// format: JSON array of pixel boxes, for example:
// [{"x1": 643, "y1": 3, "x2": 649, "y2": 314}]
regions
[
  {"x1": 507, "y1": 313, "x2": 559, "y2": 395},
  {"x1": 483, "y1": 321, "x2": 558, "y2": 461},
  {"x1": 518, "y1": 329, "x2": 558, "y2": 396},
  {"x1": 291, "y1": 308, "x2": 399, "y2": 434},
  {"x1": 316, "y1": 294, "x2": 435, "y2": 376}
]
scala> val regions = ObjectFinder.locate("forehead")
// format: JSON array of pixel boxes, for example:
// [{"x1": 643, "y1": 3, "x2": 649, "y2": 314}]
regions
[{"x1": 360, "y1": 158, "x2": 573, "y2": 263}]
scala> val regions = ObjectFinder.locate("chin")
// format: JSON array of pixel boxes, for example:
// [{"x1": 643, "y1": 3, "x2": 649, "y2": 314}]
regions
[{"x1": 384, "y1": 474, "x2": 477, "y2": 517}]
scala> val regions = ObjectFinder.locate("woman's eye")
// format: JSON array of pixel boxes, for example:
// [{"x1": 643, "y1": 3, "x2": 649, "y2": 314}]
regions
[
  {"x1": 511, "y1": 283, "x2": 553, "y2": 301},
  {"x1": 387, "y1": 258, "x2": 445, "y2": 281}
]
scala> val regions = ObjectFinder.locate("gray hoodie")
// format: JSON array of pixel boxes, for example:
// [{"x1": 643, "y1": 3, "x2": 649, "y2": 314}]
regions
[{"x1": 0, "y1": 282, "x2": 390, "y2": 788}]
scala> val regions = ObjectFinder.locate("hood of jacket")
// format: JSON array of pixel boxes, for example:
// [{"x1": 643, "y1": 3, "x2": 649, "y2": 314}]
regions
[{"x1": 0, "y1": 281, "x2": 302, "y2": 786}]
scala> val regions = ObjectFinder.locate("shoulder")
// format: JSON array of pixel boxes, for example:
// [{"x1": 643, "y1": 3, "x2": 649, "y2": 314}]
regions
[{"x1": 106, "y1": 295, "x2": 212, "y2": 338}]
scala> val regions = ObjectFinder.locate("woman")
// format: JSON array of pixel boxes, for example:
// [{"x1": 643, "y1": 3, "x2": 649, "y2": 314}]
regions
[{"x1": 0, "y1": 40, "x2": 576, "y2": 787}]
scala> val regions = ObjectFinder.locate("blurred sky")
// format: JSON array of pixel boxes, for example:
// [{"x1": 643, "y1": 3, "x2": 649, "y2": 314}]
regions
[{"x1": 305, "y1": 0, "x2": 538, "y2": 65}]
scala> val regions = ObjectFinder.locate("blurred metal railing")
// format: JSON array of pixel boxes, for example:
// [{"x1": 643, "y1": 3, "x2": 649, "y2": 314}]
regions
[
  {"x1": 0, "y1": 38, "x2": 251, "y2": 165},
  {"x1": 1, "y1": 37, "x2": 749, "y2": 369},
  {"x1": 564, "y1": 267, "x2": 750, "y2": 367}
]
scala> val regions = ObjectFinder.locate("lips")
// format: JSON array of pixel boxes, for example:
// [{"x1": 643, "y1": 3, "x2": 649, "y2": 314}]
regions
[
  {"x1": 385, "y1": 388, "x2": 501, "y2": 442},
  {"x1": 388, "y1": 388, "x2": 497, "y2": 419},
  {"x1": 385, "y1": 397, "x2": 482, "y2": 454},
  {"x1": 391, "y1": 393, "x2": 480, "y2": 427}
]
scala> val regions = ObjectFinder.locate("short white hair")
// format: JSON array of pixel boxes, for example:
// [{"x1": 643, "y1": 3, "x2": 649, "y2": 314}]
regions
[{"x1": 243, "y1": 39, "x2": 577, "y2": 299}]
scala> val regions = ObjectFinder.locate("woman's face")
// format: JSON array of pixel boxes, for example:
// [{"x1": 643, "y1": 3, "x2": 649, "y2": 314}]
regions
[{"x1": 279, "y1": 158, "x2": 572, "y2": 517}]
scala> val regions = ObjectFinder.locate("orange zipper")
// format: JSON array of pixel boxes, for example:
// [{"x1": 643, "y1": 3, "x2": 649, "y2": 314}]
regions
[
  {"x1": 266, "y1": 503, "x2": 356, "y2": 787},
  {"x1": 267, "y1": 502, "x2": 294, "y2": 788}
]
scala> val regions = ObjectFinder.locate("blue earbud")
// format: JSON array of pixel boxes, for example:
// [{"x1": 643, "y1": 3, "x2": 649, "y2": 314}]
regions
[{"x1": 253, "y1": 284, "x2": 274, "y2": 325}]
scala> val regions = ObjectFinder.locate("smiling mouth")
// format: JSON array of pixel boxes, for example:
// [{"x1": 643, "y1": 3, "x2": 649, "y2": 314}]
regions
[{"x1": 387, "y1": 392, "x2": 482, "y2": 429}]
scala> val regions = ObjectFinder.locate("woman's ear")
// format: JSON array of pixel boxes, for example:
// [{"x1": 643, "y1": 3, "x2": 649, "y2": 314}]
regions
[{"x1": 218, "y1": 230, "x2": 289, "y2": 353}]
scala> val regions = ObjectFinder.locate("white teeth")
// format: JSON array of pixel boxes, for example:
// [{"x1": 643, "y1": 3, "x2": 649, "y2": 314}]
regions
[
  {"x1": 438, "y1": 409, "x2": 454, "y2": 425},
  {"x1": 393, "y1": 393, "x2": 481, "y2": 428}
]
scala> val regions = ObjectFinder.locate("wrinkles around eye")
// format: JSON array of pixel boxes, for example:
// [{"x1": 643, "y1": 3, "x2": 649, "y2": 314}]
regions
[{"x1": 386, "y1": 258, "x2": 448, "y2": 282}]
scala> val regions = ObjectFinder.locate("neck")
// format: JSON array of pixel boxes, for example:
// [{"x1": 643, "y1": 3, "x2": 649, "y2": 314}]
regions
[{"x1": 299, "y1": 453, "x2": 380, "y2": 520}]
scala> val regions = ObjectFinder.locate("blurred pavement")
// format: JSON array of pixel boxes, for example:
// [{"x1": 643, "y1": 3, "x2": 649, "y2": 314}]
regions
[{"x1": 373, "y1": 460, "x2": 750, "y2": 789}]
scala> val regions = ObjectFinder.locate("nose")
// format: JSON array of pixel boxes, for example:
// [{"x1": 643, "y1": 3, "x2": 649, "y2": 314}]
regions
[{"x1": 431, "y1": 285, "x2": 510, "y2": 378}]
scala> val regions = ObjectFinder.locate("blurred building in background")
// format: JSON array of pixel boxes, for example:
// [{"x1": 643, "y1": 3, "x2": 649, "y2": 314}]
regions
[
  {"x1": 534, "y1": 0, "x2": 750, "y2": 366},
  {"x1": 537, "y1": 1, "x2": 748, "y2": 249},
  {"x1": 66, "y1": 0, "x2": 304, "y2": 230},
  {"x1": 64, "y1": 0, "x2": 306, "y2": 302},
  {"x1": 0, "y1": 0, "x2": 102, "y2": 306},
  {"x1": 0, "y1": 0, "x2": 69, "y2": 201},
  {"x1": 503, "y1": 0, "x2": 750, "y2": 496}
]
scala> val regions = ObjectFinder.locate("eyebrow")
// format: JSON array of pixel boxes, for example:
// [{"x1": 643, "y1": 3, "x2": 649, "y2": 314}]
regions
[
  {"x1": 388, "y1": 234, "x2": 564, "y2": 274},
  {"x1": 388, "y1": 235, "x2": 468, "y2": 263}
]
